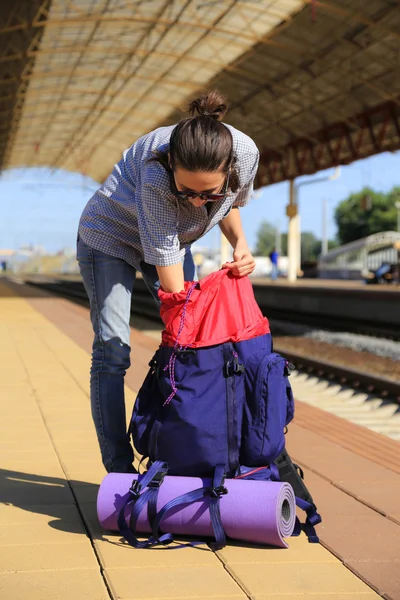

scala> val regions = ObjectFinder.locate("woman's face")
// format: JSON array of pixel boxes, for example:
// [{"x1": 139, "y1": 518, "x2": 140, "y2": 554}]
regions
[{"x1": 173, "y1": 167, "x2": 226, "y2": 207}]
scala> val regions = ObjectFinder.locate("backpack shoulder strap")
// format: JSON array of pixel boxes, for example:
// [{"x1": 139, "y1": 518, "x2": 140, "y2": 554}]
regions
[{"x1": 274, "y1": 449, "x2": 322, "y2": 543}]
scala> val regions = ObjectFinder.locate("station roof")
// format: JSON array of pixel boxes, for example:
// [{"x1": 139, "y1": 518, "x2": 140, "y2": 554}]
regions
[{"x1": 1, "y1": 0, "x2": 400, "y2": 186}]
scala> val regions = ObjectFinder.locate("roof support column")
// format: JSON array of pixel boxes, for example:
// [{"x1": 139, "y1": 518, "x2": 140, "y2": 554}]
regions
[{"x1": 287, "y1": 179, "x2": 299, "y2": 282}]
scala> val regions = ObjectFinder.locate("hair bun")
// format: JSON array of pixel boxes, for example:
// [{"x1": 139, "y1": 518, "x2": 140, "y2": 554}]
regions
[{"x1": 188, "y1": 90, "x2": 228, "y2": 121}]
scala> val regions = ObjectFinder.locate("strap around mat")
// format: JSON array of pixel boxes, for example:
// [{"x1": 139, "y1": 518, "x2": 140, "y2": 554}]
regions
[
  {"x1": 117, "y1": 461, "x2": 169, "y2": 548},
  {"x1": 149, "y1": 464, "x2": 228, "y2": 550},
  {"x1": 294, "y1": 497, "x2": 322, "y2": 543}
]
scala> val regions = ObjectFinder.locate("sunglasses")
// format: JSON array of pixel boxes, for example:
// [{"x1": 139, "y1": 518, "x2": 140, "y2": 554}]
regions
[{"x1": 174, "y1": 170, "x2": 230, "y2": 203}]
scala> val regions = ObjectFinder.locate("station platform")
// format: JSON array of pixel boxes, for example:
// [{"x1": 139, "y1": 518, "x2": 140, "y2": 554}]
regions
[{"x1": 1, "y1": 276, "x2": 399, "y2": 600}]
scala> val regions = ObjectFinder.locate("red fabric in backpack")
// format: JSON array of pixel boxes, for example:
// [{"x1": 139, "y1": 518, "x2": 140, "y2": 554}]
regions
[{"x1": 158, "y1": 269, "x2": 270, "y2": 348}]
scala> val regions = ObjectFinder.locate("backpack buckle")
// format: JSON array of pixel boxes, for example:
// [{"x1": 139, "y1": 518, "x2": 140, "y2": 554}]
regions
[
  {"x1": 129, "y1": 480, "x2": 142, "y2": 497},
  {"x1": 285, "y1": 361, "x2": 295, "y2": 375},
  {"x1": 175, "y1": 348, "x2": 196, "y2": 357},
  {"x1": 148, "y1": 471, "x2": 166, "y2": 488},
  {"x1": 209, "y1": 485, "x2": 228, "y2": 498},
  {"x1": 224, "y1": 357, "x2": 245, "y2": 377},
  {"x1": 233, "y1": 357, "x2": 245, "y2": 374}
]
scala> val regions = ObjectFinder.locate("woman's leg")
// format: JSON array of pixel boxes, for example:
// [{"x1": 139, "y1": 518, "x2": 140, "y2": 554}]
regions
[{"x1": 77, "y1": 236, "x2": 136, "y2": 473}]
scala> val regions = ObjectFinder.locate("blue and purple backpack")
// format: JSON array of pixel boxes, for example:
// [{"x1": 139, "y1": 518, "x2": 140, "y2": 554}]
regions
[{"x1": 126, "y1": 271, "x2": 321, "y2": 548}]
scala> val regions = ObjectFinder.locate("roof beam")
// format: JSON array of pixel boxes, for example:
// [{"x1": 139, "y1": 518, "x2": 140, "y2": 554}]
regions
[{"x1": 302, "y1": 0, "x2": 400, "y2": 41}]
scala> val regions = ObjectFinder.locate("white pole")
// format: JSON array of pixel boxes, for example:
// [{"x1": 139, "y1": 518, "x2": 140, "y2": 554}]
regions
[
  {"x1": 219, "y1": 231, "x2": 231, "y2": 266},
  {"x1": 275, "y1": 220, "x2": 281, "y2": 254},
  {"x1": 287, "y1": 180, "x2": 298, "y2": 282},
  {"x1": 297, "y1": 214, "x2": 301, "y2": 274},
  {"x1": 396, "y1": 201, "x2": 400, "y2": 233},
  {"x1": 322, "y1": 198, "x2": 328, "y2": 255}
]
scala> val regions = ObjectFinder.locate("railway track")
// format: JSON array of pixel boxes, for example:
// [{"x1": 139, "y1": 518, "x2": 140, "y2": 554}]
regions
[{"x1": 23, "y1": 275, "x2": 400, "y2": 406}]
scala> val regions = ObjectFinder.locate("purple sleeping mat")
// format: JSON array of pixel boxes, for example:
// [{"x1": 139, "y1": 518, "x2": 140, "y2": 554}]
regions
[{"x1": 97, "y1": 473, "x2": 296, "y2": 548}]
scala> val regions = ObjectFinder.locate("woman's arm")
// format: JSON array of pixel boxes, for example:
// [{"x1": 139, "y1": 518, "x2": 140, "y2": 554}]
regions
[
  {"x1": 156, "y1": 263, "x2": 185, "y2": 293},
  {"x1": 219, "y1": 207, "x2": 256, "y2": 277}
]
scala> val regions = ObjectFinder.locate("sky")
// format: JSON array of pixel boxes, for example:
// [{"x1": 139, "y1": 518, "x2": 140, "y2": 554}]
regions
[{"x1": 0, "y1": 149, "x2": 399, "y2": 254}]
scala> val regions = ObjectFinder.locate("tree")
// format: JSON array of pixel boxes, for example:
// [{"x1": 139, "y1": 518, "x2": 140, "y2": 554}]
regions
[
  {"x1": 334, "y1": 186, "x2": 398, "y2": 245},
  {"x1": 254, "y1": 221, "x2": 277, "y2": 256},
  {"x1": 254, "y1": 221, "x2": 336, "y2": 261}
]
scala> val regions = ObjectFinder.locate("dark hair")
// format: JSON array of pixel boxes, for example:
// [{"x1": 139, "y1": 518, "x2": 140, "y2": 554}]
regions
[{"x1": 151, "y1": 90, "x2": 239, "y2": 192}]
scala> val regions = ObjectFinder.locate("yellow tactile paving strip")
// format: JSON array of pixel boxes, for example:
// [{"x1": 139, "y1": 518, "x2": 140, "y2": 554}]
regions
[{"x1": 0, "y1": 281, "x2": 382, "y2": 600}]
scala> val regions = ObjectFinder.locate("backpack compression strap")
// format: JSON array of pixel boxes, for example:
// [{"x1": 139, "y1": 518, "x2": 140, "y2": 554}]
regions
[
  {"x1": 117, "y1": 460, "x2": 172, "y2": 548},
  {"x1": 127, "y1": 465, "x2": 228, "y2": 550},
  {"x1": 151, "y1": 464, "x2": 228, "y2": 550}
]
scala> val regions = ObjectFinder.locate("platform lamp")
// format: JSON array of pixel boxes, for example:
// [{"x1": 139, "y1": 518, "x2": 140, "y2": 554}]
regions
[{"x1": 287, "y1": 167, "x2": 341, "y2": 282}]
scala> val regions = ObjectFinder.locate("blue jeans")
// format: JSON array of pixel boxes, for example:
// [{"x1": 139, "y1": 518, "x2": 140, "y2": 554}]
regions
[
  {"x1": 76, "y1": 236, "x2": 196, "y2": 473},
  {"x1": 271, "y1": 263, "x2": 278, "y2": 280}
]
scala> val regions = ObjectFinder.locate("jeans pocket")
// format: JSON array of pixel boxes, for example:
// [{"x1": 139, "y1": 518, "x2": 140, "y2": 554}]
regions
[{"x1": 76, "y1": 236, "x2": 93, "y2": 265}]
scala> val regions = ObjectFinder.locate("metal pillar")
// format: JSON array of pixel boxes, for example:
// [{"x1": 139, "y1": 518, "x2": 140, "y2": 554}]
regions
[
  {"x1": 287, "y1": 179, "x2": 299, "y2": 282},
  {"x1": 297, "y1": 214, "x2": 302, "y2": 275},
  {"x1": 220, "y1": 231, "x2": 231, "y2": 266},
  {"x1": 322, "y1": 197, "x2": 328, "y2": 255}
]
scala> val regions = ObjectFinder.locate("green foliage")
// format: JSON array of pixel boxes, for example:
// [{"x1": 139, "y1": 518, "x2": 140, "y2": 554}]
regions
[
  {"x1": 335, "y1": 186, "x2": 399, "y2": 244},
  {"x1": 254, "y1": 221, "x2": 337, "y2": 261},
  {"x1": 254, "y1": 221, "x2": 277, "y2": 256}
]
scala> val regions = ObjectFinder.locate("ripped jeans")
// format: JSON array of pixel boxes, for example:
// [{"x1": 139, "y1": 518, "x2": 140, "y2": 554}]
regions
[{"x1": 77, "y1": 235, "x2": 196, "y2": 473}]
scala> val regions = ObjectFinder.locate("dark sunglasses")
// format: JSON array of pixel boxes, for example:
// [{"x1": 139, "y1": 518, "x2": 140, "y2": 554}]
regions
[{"x1": 174, "y1": 170, "x2": 230, "y2": 203}]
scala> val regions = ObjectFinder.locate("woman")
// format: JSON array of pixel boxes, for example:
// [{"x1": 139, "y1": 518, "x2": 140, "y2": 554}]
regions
[{"x1": 77, "y1": 90, "x2": 259, "y2": 473}]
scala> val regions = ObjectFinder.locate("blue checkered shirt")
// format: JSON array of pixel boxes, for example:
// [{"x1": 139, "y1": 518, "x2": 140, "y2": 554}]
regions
[{"x1": 78, "y1": 124, "x2": 259, "y2": 268}]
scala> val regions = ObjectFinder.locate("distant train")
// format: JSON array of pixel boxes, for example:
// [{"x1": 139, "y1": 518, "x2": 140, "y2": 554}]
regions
[{"x1": 318, "y1": 231, "x2": 400, "y2": 281}]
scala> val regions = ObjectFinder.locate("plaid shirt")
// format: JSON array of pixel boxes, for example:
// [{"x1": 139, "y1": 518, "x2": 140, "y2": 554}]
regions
[{"x1": 78, "y1": 124, "x2": 259, "y2": 268}]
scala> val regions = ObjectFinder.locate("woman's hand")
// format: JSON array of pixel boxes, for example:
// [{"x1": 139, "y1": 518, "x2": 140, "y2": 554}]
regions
[{"x1": 222, "y1": 242, "x2": 256, "y2": 277}]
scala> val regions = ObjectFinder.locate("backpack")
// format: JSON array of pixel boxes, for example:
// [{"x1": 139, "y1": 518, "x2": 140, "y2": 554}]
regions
[{"x1": 126, "y1": 271, "x2": 321, "y2": 548}]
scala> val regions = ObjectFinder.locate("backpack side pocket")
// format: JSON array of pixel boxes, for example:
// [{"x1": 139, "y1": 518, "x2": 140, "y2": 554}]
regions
[
  {"x1": 130, "y1": 353, "x2": 162, "y2": 457},
  {"x1": 241, "y1": 352, "x2": 293, "y2": 465}
]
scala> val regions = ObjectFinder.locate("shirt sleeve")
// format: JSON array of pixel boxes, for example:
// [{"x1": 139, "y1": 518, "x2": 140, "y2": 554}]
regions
[
  {"x1": 233, "y1": 151, "x2": 260, "y2": 208},
  {"x1": 137, "y1": 183, "x2": 185, "y2": 266}
]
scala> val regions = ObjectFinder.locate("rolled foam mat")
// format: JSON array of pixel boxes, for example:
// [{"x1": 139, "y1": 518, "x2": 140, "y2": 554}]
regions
[{"x1": 97, "y1": 473, "x2": 296, "y2": 547}]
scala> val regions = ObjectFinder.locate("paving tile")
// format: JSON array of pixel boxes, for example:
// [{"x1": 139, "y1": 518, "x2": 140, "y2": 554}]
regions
[
  {"x1": 79, "y1": 502, "x2": 113, "y2": 541},
  {"x1": 338, "y1": 480, "x2": 400, "y2": 519},
  {"x1": 0, "y1": 479, "x2": 75, "y2": 505},
  {"x1": 44, "y1": 420, "x2": 95, "y2": 432},
  {"x1": 50, "y1": 435, "x2": 99, "y2": 450},
  {"x1": 321, "y1": 514, "x2": 400, "y2": 562},
  {"x1": 252, "y1": 595, "x2": 380, "y2": 599},
  {"x1": 0, "y1": 386, "x2": 35, "y2": 399},
  {"x1": 346, "y1": 560, "x2": 400, "y2": 600},
  {"x1": 59, "y1": 449, "x2": 102, "y2": 463},
  {"x1": 0, "y1": 507, "x2": 89, "y2": 545},
  {"x1": 0, "y1": 570, "x2": 109, "y2": 600},
  {"x1": 105, "y1": 565, "x2": 244, "y2": 599},
  {"x1": 217, "y1": 535, "x2": 336, "y2": 564},
  {"x1": 287, "y1": 427, "x2": 397, "y2": 484},
  {"x1": 300, "y1": 470, "x2": 367, "y2": 517},
  {"x1": 301, "y1": 472, "x2": 400, "y2": 566},
  {"x1": 0, "y1": 503, "x2": 82, "y2": 526},
  {"x1": 0, "y1": 427, "x2": 51, "y2": 444},
  {"x1": 0, "y1": 409, "x2": 41, "y2": 421},
  {"x1": 96, "y1": 537, "x2": 217, "y2": 569},
  {"x1": 0, "y1": 461, "x2": 66, "y2": 479},
  {"x1": 60, "y1": 462, "x2": 105, "y2": 485},
  {"x1": 132, "y1": 597, "x2": 245, "y2": 600},
  {"x1": 0, "y1": 542, "x2": 99, "y2": 572},
  {"x1": 71, "y1": 482, "x2": 101, "y2": 504},
  {"x1": 227, "y1": 562, "x2": 376, "y2": 596}
]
